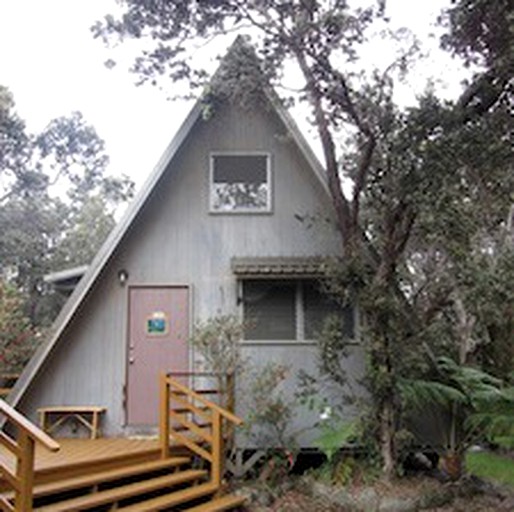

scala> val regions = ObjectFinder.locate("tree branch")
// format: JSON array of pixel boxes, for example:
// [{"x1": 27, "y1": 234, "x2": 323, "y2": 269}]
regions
[{"x1": 292, "y1": 47, "x2": 355, "y2": 256}]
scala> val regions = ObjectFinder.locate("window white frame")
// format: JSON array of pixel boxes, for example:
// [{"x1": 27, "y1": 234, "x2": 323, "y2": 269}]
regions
[{"x1": 209, "y1": 151, "x2": 272, "y2": 214}]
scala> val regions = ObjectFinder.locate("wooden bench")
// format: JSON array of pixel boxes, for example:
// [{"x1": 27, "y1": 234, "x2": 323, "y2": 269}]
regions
[{"x1": 38, "y1": 406, "x2": 106, "y2": 439}]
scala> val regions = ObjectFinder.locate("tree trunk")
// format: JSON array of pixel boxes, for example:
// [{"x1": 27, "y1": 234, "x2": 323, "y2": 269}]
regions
[
  {"x1": 380, "y1": 398, "x2": 396, "y2": 479},
  {"x1": 442, "y1": 451, "x2": 464, "y2": 480},
  {"x1": 294, "y1": 44, "x2": 400, "y2": 478}
]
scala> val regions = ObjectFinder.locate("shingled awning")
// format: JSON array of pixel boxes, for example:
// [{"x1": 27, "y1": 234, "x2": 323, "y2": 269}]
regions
[{"x1": 231, "y1": 256, "x2": 329, "y2": 278}]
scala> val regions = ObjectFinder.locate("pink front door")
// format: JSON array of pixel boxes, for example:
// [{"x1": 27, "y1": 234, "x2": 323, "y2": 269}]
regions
[{"x1": 127, "y1": 286, "x2": 189, "y2": 425}]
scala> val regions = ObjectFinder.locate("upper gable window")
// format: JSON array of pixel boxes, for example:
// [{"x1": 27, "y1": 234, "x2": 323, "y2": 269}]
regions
[{"x1": 210, "y1": 153, "x2": 271, "y2": 213}]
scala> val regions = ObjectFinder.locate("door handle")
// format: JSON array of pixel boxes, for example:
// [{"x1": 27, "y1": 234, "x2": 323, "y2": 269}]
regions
[{"x1": 129, "y1": 357, "x2": 135, "y2": 365}]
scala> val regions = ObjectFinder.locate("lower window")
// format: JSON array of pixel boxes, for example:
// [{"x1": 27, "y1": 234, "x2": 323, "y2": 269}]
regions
[{"x1": 242, "y1": 279, "x2": 354, "y2": 342}]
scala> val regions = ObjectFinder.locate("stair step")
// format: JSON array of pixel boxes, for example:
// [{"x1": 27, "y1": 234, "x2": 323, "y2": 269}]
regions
[
  {"x1": 175, "y1": 389, "x2": 219, "y2": 395},
  {"x1": 35, "y1": 469, "x2": 208, "y2": 512},
  {"x1": 32, "y1": 456, "x2": 191, "y2": 499},
  {"x1": 173, "y1": 406, "x2": 210, "y2": 414},
  {"x1": 117, "y1": 481, "x2": 218, "y2": 511},
  {"x1": 34, "y1": 445, "x2": 163, "y2": 487},
  {"x1": 173, "y1": 421, "x2": 212, "y2": 432},
  {"x1": 185, "y1": 493, "x2": 247, "y2": 511}
]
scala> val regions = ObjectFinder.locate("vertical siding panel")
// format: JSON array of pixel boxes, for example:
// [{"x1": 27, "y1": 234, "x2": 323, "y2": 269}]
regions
[{"x1": 20, "y1": 100, "x2": 346, "y2": 440}]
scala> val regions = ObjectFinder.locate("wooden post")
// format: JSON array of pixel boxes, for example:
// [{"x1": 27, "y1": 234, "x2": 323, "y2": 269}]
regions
[
  {"x1": 226, "y1": 373, "x2": 235, "y2": 414},
  {"x1": 14, "y1": 430, "x2": 35, "y2": 512},
  {"x1": 225, "y1": 373, "x2": 236, "y2": 452},
  {"x1": 211, "y1": 410, "x2": 222, "y2": 489},
  {"x1": 159, "y1": 373, "x2": 170, "y2": 459}
]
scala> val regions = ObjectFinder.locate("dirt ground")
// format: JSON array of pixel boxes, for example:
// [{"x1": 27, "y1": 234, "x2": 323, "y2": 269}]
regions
[{"x1": 238, "y1": 475, "x2": 514, "y2": 511}]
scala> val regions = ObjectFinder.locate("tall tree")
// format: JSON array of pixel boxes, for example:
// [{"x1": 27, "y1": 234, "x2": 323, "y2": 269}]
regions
[
  {"x1": 0, "y1": 280, "x2": 37, "y2": 374},
  {"x1": 94, "y1": 0, "x2": 513, "y2": 476},
  {"x1": 0, "y1": 87, "x2": 134, "y2": 326},
  {"x1": 0, "y1": 85, "x2": 35, "y2": 203}
]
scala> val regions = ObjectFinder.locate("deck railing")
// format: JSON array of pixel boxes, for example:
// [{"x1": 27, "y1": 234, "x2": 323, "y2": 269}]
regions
[
  {"x1": 159, "y1": 373, "x2": 243, "y2": 488},
  {"x1": 0, "y1": 399, "x2": 60, "y2": 512}
]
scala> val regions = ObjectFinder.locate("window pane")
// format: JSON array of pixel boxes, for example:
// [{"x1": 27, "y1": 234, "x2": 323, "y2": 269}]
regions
[
  {"x1": 214, "y1": 155, "x2": 267, "y2": 183},
  {"x1": 211, "y1": 155, "x2": 270, "y2": 211},
  {"x1": 243, "y1": 280, "x2": 296, "y2": 340},
  {"x1": 304, "y1": 281, "x2": 354, "y2": 339}
]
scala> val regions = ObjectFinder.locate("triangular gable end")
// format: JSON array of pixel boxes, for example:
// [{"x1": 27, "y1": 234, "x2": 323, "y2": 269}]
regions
[{"x1": 8, "y1": 37, "x2": 332, "y2": 412}]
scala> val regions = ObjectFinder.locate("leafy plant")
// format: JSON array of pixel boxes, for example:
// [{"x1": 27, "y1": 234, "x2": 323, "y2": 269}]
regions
[
  {"x1": 314, "y1": 417, "x2": 358, "y2": 463},
  {"x1": 243, "y1": 362, "x2": 296, "y2": 448},
  {"x1": 241, "y1": 362, "x2": 306, "y2": 483},
  {"x1": 400, "y1": 356, "x2": 514, "y2": 478},
  {"x1": 190, "y1": 314, "x2": 246, "y2": 410},
  {"x1": 191, "y1": 315, "x2": 308, "y2": 480},
  {"x1": 190, "y1": 314, "x2": 246, "y2": 376}
]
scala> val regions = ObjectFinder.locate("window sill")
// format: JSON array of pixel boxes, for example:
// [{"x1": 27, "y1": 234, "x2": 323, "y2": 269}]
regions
[
  {"x1": 209, "y1": 209, "x2": 273, "y2": 215},
  {"x1": 241, "y1": 338, "x2": 360, "y2": 347},
  {"x1": 241, "y1": 339, "x2": 317, "y2": 346}
]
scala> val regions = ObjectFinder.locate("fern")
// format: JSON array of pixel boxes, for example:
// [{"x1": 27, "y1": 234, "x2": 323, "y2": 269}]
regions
[
  {"x1": 400, "y1": 358, "x2": 514, "y2": 452},
  {"x1": 399, "y1": 378, "x2": 467, "y2": 409}
]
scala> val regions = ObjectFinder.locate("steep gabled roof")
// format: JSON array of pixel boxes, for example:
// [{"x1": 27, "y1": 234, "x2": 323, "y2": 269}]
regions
[{"x1": 8, "y1": 38, "x2": 330, "y2": 410}]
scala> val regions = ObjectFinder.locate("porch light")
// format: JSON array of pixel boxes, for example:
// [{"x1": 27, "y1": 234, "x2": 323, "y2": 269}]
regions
[{"x1": 117, "y1": 269, "x2": 129, "y2": 286}]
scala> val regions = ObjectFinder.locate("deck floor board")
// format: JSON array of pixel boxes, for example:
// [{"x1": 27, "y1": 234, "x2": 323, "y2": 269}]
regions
[{"x1": 0, "y1": 437, "x2": 160, "y2": 474}]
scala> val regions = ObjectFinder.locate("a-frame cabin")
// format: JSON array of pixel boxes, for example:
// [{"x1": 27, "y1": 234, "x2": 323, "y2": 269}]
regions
[{"x1": 0, "y1": 39, "x2": 362, "y2": 510}]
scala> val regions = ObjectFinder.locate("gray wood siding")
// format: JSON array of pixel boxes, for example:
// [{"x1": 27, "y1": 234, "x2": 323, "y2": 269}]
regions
[
  {"x1": 20, "y1": 270, "x2": 129, "y2": 435},
  {"x1": 122, "y1": 104, "x2": 341, "y2": 319},
  {"x1": 19, "y1": 100, "x2": 349, "y2": 440},
  {"x1": 238, "y1": 344, "x2": 365, "y2": 447}
]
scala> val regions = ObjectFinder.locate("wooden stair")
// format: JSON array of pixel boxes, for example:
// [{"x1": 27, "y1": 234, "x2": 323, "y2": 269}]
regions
[
  {"x1": 0, "y1": 373, "x2": 246, "y2": 511},
  {"x1": 1, "y1": 454, "x2": 245, "y2": 511},
  {"x1": 32, "y1": 456, "x2": 191, "y2": 500}
]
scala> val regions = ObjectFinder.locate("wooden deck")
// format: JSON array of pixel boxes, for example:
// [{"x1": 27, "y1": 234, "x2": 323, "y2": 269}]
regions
[
  {"x1": 0, "y1": 437, "x2": 161, "y2": 486},
  {"x1": 0, "y1": 376, "x2": 245, "y2": 511}
]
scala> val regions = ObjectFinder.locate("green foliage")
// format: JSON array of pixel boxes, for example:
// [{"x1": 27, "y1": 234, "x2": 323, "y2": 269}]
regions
[
  {"x1": 190, "y1": 314, "x2": 245, "y2": 412},
  {"x1": 311, "y1": 452, "x2": 381, "y2": 487},
  {"x1": 400, "y1": 357, "x2": 514, "y2": 454},
  {"x1": 399, "y1": 378, "x2": 467, "y2": 411},
  {"x1": 191, "y1": 315, "x2": 303, "y2": 452},
  {"x1": 96, "y1": 0, "x2": 514, "y2": 478},
  {"x1": 316, "y1": 313, "x2": 353, "y2": 389},
  {"x1": 441, "y1": 0, "x2": 514, "y2": 69},
  {"x1": 204, "y1": 36, "x2": 269, "y2": 115},
  {"x1": 466, "y1": 451, "x2": 514, "y2": 489},
  {"x1": 462, "y1": 248, "x2": 514, "y2": 380},
  {"x1": 314, "y1": 418, "x2": 358, "y2": 462},
  {"x1": 0, "y1": 87, "x2": 134, "y2": 327},
  {"x1": 51, "y1": 195, "x2": 117, "y2": 270},
  {"x1": 494, "y1": 436, "x2": 514, "y2": 450},
  {"x1": 0, "y1": 280, "x2": 38, "y2": 373},
  {"x1": 93, "y1": 1, "x2": 379, "y2": 97},
  {"x1": 190, "y1": 314, "x2": 246, "y2": 376},
  {"x1": 243, "y1": 362, "x2": 297, "y2": 448},
  {"x1": 467, "y1": 386, "x2": 514, "y2": 442},
  {"x1": 0, "y1": 86, "x2": 31, "y2": 202}
]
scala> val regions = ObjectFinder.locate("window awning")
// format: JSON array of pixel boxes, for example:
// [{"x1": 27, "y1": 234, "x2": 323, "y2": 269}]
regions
[{"x1": 231, "y1": 256, "x2": 329, "y2": 278}]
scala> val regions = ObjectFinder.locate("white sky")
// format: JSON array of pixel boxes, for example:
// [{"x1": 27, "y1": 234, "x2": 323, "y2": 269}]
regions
[{"x1": 0, "y1": 1, "x2": 466, "y2": 190}]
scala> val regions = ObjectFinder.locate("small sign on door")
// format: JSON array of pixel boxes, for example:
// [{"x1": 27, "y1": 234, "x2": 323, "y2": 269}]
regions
[{"x1": 147, "y1": 311, "x2": 168, "y2": 335}]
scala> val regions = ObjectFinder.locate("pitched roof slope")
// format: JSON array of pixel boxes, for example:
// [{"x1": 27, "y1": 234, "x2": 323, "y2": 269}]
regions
[{"x1": 8, "y1": 37, "x2": 331, "y2": 410}]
